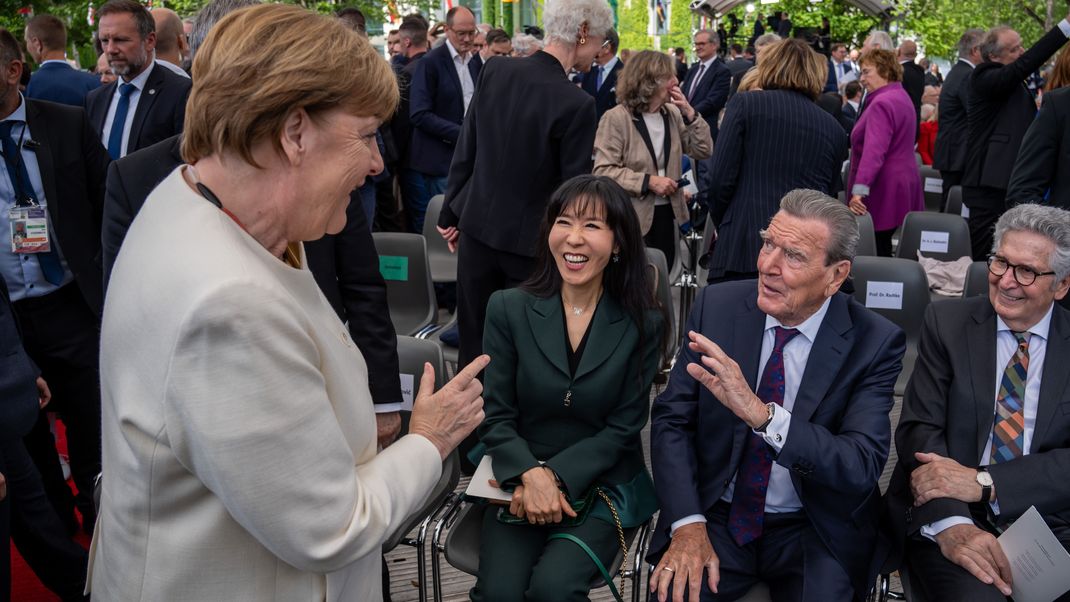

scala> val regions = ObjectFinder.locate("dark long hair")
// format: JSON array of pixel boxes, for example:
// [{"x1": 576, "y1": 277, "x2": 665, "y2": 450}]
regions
[{"x1": 522, "y1": 175, "x2": 667, "y2": 364}]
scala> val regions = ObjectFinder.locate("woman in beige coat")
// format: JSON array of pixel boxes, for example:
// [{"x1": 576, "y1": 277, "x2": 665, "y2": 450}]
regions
[
  {"x1": 90, "y1": 6, "x2": 487, "y2": 601},
  {"x1": 593, "y1": 50, "x2": 712, "y2": 267}
]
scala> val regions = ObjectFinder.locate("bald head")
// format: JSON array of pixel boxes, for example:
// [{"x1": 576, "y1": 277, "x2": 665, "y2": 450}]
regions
[
  {"x1": 898, "y1": 40, "x2": 917, "y2": 61},
  {"x1": 151, "y1": 7, "x2": 187, "y2": 63}
]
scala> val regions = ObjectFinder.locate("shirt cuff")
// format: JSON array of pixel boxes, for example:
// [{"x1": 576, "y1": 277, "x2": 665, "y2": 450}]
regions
[
  {"x1": 920, "y1": 516, "x2": 975, "y2": 541},
  {"x1": 851, "y1": 183, "x2": 870, "y2": 197},
  {"x1": 670, "y1": 514, "x2": 707, "y2": 535},
  {"x1": 373, "y1": 403, "x2": 403, "y2": 413},
  {"x1": 1058, "y1": 19, "x2": 1070, "y2": 38},
  {"x1": 756, "y1": 405, "x2": 790, "y2": 452}
]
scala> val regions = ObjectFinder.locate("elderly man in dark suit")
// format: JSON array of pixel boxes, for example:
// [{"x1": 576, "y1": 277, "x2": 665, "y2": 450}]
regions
[
  {"x1": 0, "y1": 28, "x2": 110, "y2": 537},
  {"x1": 933, "y1": 28, "x2": 984, "y2": 210},
  {"x1": 648, "y1": 190, "x2": 904, "y2": 601},
  {"x1": 24, "y1": 15, "x2": 100, "y2": 106},
  {"x1": 962, "y1": 17, "x2": 1070, "y2": 260},
  {"x1": 85, "y1": 0, "x2": 191, "y2": 160},
  {"x1": 578, "y1": 28, "x2": 622, "y2": 121},
  {"x1": 408, "y1": 6, "x2": 482, "y2": 233},
  {"x1": 1007, "y1": 86, "x2": 1070, "y2": 211},
  {"x1": 681, "y1": 29, "x2": 731, "y2": 210},
  {"x1": 884, "y1": 204, "x2": 1070, "y2": 601}
]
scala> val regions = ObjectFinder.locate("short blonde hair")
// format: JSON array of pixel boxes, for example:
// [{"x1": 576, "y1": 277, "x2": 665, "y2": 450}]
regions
[
  {"x1": 858, "y1": 48, "x2": 902, "y2": 83},
  {"x1": 182, "y1": 4, "x2": 398, "y2": 166},
  {"x1": 755, "y1": 38, "x2": 826, "y2": 100},
  {"x1": 615, "y1": 50, "x2": 675, "y2": 112}
]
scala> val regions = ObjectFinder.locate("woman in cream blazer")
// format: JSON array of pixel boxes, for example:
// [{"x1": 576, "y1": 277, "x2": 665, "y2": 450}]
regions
[
  {"x1": 89, "y1": 7, "x2": 486, "y2": 600},
  {"x1": 594, "y1": 50, "x2": 712, "y2": 267}
]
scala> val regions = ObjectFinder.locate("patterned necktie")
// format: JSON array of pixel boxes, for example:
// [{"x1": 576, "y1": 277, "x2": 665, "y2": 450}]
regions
[
  {"x1": 688, "y1": 64, "x2": 706, "y2": 101},
  {"x1": 596, "y1": 65, "x2": 604, "y2": 91},
  {"x1": 107, "y1": 83, "x2": 135, "y2": 160},
  {"x1": 990, "y1": 332, "x2": 1030, "y2": 463},
  {"x1": 0, "y1": 121, "x2": 64, "y2": 285},
  {"x1": 728, "y1": 326, "x2": 801, "y2": 547}
]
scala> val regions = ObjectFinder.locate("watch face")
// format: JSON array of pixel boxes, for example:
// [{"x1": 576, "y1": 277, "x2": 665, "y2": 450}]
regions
[{"x1": 977, "y1": 471, "x2": 994, "y2": 487}]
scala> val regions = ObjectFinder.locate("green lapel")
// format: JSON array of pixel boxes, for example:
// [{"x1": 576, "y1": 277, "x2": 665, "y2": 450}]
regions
[
  {"x1": 574, "y1": 294, "x2": 629, "y2": 381},
  {"x1": 527, "y1": 294, "x2": 571, "y2": 377}
]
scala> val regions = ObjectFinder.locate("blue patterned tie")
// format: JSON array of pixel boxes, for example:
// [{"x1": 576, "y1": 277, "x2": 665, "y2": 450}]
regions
[
  {"x1": 106, "y1": 83, "x2": 135, "y2": 160},
  {"x1": 990, "y1": 332, "x2": 1030, "y2": 463},
  {"x1": 596, "y1": 65, "x2": 604, "y2": 91},
  {"x1": 728, "y1": 326, "x2": 801, "y2": 546},
  {"x1": 0, "y1": 121, "x2": 63, "y2": 285}
]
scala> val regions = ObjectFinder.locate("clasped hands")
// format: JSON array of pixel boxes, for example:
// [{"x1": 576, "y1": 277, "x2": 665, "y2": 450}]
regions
[
  {"x1": 489, "y1": 466, "x2": 577, "y2": 525},
  {"x1": 911, "y1": 452, "x2": 1012, "y2": 595}
]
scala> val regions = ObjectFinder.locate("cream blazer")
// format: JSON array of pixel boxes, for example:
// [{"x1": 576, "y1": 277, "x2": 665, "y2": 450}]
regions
[
  {"x1": 593, "y1": 103, "x2": 712, "y2": 234},
  {"x1": 88, "y1": 167, "x2": 441, "y2": 601}
]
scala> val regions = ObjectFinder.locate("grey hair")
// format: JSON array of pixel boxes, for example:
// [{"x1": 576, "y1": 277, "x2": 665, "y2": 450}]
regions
[
  {"x1": 189, "y1": 0, "x2": 262, "y2": 61},
  {"x1": 754, "y1": 32, "x2": 781, "y2": 50},
  {"x1": 981, "y1": 26, "x2": 1014, "y2": 62},
  {"x1": 956, "y1": 28, "x2": 985, "y2": 59},
  {"x1": 992, "y1": 204, "x2": 1070, "y2": 287},
  {"x1": 866, "y1": 30, "x2": 894, "y2": 50},
  {"x1": 511, "y1": 33, "x2": 542, "y2": 55},
  {"x1": 778, "y1": 189, "x2": 859, "y2": 264},
  {"x1": 542, "y1": 0, "x2": 614, "y2": 48},
  {"x1": 695, "y1": 28, "x2": 719, "y2": 47}
]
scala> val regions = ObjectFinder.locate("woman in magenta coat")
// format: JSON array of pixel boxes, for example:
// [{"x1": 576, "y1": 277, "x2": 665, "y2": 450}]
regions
[{"x1": 847, "y1": 48, "x2": 924, "y2": 256}]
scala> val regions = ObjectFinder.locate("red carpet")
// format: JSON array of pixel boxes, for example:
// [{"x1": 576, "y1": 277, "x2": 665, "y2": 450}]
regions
[{"x1": 10, "y1": 420, "x2": 91, "y2": 601}]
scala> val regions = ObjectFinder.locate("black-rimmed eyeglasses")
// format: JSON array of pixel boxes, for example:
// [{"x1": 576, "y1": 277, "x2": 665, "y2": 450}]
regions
[{"x1": 987, "y1": 255, "x2": 1056, "y2": 286}]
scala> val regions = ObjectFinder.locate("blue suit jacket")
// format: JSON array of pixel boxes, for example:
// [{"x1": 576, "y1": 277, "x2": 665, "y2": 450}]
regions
[
  {"x1": 26, "y1": 62, "x2": 100, "y2": 107},
  {"x1": 578, "y1": 58, "x2": 624, "y2": 121},
  {"x1": 408, "y1": 43, "x2": 482, "y2": 177},
  {"x1": 680, "y1": 59, "x2": 731, "y2": 141},
  {"x1": 0, "y1": 284, "x2": 41, "y2": 441},
  {"x1": 648, "y1": 280, "x2": 905, "y2": 595}
]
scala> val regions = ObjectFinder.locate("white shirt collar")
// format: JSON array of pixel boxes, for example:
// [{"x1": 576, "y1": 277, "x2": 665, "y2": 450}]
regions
[
  {"x1": 960, "y1": 58, "x2": 977, "y2": 69},
  {"x1": 445, "y1": 38, "x2": 469, "y2": 63},
  {"x1": 996, "y1": 303, "x2": 1054, "y2": 341},
  {"x1": 699, "y1": 56, "x2": 717, "y2": 69},
  {"x1": 122, "y1": 62, "x2": 154, "y2": 90},
  {"x1": 599, "y1": 55, "x2": 619, "y2": 74},
  {"x1": 848, "y1": 99, "x2": 860, "y2": 111},
  {"x1": 764, "y1": 296, "x2": 833, "y2": 343},
  {"x1": 40, "y1": 59, "x2": 72, "y2": 67}
]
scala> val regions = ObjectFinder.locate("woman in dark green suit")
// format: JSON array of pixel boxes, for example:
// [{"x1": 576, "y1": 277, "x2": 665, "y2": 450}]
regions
[{"x1": 471, "y1": 175, "x2": 665, "y2": 601}]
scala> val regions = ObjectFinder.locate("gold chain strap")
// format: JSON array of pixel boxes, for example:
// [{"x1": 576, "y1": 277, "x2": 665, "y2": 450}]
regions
[{"x1": 596, "y1": 489, "x2": 628, "y2": 593}]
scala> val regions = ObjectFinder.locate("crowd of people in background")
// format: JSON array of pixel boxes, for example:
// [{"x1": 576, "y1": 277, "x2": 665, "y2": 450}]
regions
[{"x1": 3, "y1": 0, "x2": 1070, "y2": 600}]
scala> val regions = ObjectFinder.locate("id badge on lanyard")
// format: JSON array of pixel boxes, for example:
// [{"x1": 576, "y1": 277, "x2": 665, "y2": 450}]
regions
[{"x1": 9, "y1": 204, "x2": 51, "y2": 253}]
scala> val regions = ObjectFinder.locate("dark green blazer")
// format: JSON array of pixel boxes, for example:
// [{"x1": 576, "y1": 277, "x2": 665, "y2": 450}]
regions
[{"x1": 479, "y1": 287, "x2": 663, "y2": 498}]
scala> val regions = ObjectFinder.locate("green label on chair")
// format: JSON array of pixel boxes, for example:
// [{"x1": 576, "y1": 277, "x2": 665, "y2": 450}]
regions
[{"x1": 379, "y1": 255, "x2": 409, "y2": 281}]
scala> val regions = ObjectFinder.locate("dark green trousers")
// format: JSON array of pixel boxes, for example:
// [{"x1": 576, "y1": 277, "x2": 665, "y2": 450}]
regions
[{"x1": 470, "y1": 506, "x2": 620, "y2": 602}]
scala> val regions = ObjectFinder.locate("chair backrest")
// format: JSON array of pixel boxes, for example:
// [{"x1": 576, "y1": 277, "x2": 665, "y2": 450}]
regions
[
  {"x1": 372, "y1": 233, "x2": 437, "y2": 336},
  {"x1": 894, "y1": 211, "x2": 972, "y2": 262},
  {"x1": 944, "y1": 185, "x2": 964, "y2": 217},
  {"x1": 919, "y1": 166, "x2": 943, "y2": 212},
  {"x1": 962, "y1": 260, "x2": 990, "y2": 298},
  {"x1": 855, "y1": 213, "x2": 877, "y2": 257},
  {"x1": 422, "y1": 195, "x2": 458, "y2": 283},
  {"x1": 646, "y1": 247, "x2": 677, "y2": 361},
  {"x1": 850, "y1": 256, "x2": 930, "y2": 345}
]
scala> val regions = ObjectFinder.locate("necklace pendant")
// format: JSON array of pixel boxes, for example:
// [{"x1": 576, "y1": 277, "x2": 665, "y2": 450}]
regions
[
  {"x1": 572, "y1": 306, "x2": 583, "y2": 316},
  {"x1": 564, "y1": 390, "x2": 572, "y2": 407}
]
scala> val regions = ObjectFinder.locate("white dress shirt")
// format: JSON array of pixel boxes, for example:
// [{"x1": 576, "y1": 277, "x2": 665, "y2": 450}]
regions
[
  {"x1": 687, "y1": 56, "x2": 718, "y2": 98},
  {"x1": 445, "y1": 39, "x2": 475, "y2": 115},
  {"x1": 100, "y1": 63, "x2": 154, "y2": 158},
  {"x1": 671, "y1": 297, "x2": 833, "y2": 535},
  {"x1": 596, "y1": 55, "x2": 619, "y2": 91},
  {"x1": 921, "y1": 304, "x2": 1053, "y2": 539}
]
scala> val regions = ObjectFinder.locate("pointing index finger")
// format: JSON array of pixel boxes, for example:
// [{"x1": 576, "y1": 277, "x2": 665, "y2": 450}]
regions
[{"x1": 452, "y1": 354, "x2": 490, "y2": 387}]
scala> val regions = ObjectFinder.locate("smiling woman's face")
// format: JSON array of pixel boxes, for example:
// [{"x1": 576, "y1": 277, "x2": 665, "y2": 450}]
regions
[{"x1": 548, "y1": 197, "x2": 617, "y2": 290}]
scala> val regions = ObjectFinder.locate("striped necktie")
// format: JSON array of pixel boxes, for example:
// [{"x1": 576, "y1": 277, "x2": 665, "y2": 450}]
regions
[{"x1": 990, "y1": 331, "x2": 1030, "y2": 463}]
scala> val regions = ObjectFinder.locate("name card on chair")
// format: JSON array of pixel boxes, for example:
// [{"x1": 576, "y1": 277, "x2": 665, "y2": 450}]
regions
[
  {"x1": 399, "y1": 372, "x2": 415, "y2": 411},
  {"x1": 919, "y1": 230, "x2": 950, "y2": 254},
  {"x1": 865, "y1": 281, "x2": 904, "y2": 310},
  {"x1": 379, "y1": 255, "x2": 409, "y2": 281},
  {"x1": 923, "y1": 177, "x2": 943, "y2": 194}
]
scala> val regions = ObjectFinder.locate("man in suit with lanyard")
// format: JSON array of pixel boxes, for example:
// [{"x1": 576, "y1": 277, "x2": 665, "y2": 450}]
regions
[
  {"x1": 0, "y1": 28, "x2": 110, "y2": 537},
  {"x1": 681, "y1": 29, "x2": 731, "y2": 210},
  {"x1": 884, "y1": 204, "x2": 1070, "y2": 600},
  {"x1": 648, "y1": 190, "x2": 904, "y2": 600},
  {"x1": 932, "y1": 28, "x2": 984, "y2": 211},
  {"x1": 85, "y1": 0, "x2": 191, "y2": 160},
  {"x1": 579, "y1": 28, "x2": 622, "y2": 121}
]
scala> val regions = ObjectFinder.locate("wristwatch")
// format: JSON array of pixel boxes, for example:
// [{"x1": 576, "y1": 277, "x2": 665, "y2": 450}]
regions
[
  {"x1": 755, "y1": 402, "x2": 775, "y2": 432},
  {"x1": 976, "y1": 468, "x2": 994, "y2": 503}
]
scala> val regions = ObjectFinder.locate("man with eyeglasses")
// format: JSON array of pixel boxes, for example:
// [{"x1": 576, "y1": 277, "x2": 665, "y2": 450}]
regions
[
  {"x1": 962, "y1": 14, "x2": 1070, "y2": 261},
  {"x1": 408, "y1": 5, "x2": 482, "y2": 233},
  {"x1": 577, "y1": 28, "x2": 620, "y2": 121},
  {"x1": 883, "y1": 203, "x2": 1070, "y2": 601},
  {"x1": 679, "y1": 29, "x2": 730, "y2": 210}
]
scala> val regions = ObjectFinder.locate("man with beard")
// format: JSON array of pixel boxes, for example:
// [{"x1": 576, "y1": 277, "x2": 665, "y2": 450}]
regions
[{"x1": 85, "y1": 0, "x2": 191, "y2": 160}]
